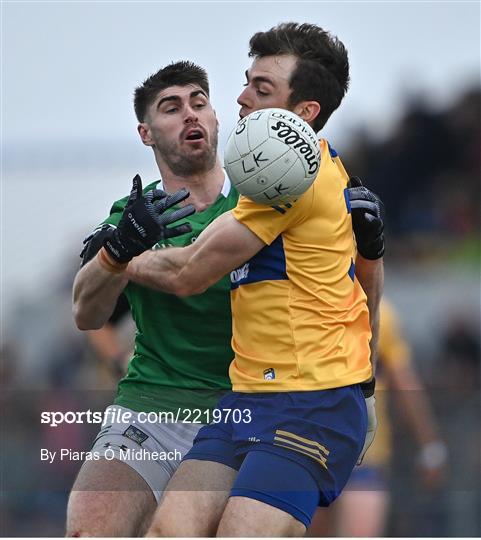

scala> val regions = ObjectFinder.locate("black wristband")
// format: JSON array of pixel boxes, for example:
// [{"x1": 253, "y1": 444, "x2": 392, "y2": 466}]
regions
[{"x1": 360, "y1": 378, "x2": 376, "y2": 398}]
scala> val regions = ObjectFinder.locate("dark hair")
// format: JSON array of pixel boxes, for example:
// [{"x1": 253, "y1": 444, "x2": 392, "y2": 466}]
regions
[
  {"x1": 249, "y1": 22, "x2": 349, "y2": 131},
  {"x1": 134, "y1": 61, "x2": 209, "y2": 122}
]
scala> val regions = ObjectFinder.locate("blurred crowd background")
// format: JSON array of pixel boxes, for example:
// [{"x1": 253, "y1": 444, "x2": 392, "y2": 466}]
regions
[{"x1": 2, "y1": 84, "x2": 479, "y2": 537}]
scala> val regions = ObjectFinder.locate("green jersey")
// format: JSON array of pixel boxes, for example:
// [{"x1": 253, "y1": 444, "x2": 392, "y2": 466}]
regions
[{"x1": 101, "y1": 176, "x2": 238, "y2": 413}]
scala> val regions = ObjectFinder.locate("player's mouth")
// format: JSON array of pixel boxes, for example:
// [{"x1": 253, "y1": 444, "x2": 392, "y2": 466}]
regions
[{"x1": 183, "y1": 127, "x2": 205, "y2": 143}]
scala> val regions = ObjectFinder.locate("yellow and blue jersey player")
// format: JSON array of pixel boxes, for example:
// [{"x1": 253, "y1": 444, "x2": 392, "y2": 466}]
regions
[{"x1": 119, "y1": 23, "x2": 385, "y2": 538}]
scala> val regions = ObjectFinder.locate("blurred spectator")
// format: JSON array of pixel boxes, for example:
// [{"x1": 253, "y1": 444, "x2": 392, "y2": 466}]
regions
[
  {"x1": 346, "y1": 87, "x2": 480, "y2": 261},
  {"x1": 432, "y1": 315, "x2": 480, "y2": 535},
  {"x1": 436, "y1": 316, "x2": 480, "y2": 396}
]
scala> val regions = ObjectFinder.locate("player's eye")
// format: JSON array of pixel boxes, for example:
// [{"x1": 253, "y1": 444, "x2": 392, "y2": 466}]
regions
[
  {"x1": 165, "y1": 107, "x2": 178, "y2": 113},
  {"x1": 257, "y1": 89, "x2": 269, "y2": 97}
]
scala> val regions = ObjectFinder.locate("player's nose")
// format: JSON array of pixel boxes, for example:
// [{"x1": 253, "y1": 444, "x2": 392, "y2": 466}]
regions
[
  {"x1": 237, "y1": 87, "x2": 252, "y2": 110},
  {"x1": 184, "y1": 105, "x2": 198, "y2": 123}
]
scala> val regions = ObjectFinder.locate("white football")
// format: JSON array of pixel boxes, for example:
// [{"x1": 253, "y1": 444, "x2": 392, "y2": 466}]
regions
[{"x1": 224, "y1": 108, "x2": 321, "y2": 205}]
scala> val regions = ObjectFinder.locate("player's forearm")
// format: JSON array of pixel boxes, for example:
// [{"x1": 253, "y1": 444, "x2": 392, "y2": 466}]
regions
[
  {"x1": 355, "y1": 256, "x2": 384, "y2": 374},
  {"x1": 126, "y1": 248, "x2": 206, "y2": 296},
  {"x1": 72, "y1": 255, "x2": 128, "y2": 330},
  {"x1": 127, "y1": 212, "x2": 264, "y2": 297}
]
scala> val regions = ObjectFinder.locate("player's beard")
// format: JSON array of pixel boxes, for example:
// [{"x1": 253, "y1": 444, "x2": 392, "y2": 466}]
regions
[{"x1": 156, "y1": 130, "x2": 218, "y2": 177}]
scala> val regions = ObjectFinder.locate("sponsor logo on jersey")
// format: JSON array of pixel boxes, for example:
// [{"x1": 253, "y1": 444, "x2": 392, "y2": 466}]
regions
[{"x1": 230, "y1": 263, "x2": 250, "y2": 284}]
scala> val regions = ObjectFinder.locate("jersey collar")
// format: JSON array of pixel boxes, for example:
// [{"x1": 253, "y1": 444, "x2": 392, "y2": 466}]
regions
[{"x1": 155, "y1": 171, "x2": 231, "y2": 198}]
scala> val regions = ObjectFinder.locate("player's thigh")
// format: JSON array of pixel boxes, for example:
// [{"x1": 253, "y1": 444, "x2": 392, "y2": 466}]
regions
[
  {"x1": 147, "y1": 459, "x2": 237, "y2": 537},
  {"x1": 216, "y1": 450, "x2": 321, "y2": 537},
  {"x1": 217, "y1": 496, "x2": 306, "y2": 537},
  {"x1": 66, "y1": 457, "x2": 157, "y2": 537},
  {"x1": 336, "y1": 488, "x2": 390, "y2": 537}
]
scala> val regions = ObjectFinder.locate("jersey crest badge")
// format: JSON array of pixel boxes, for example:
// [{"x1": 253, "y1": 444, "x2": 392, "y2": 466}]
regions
[{"x1": 263, "y1": 368, "x2": 275, "y2": 380}]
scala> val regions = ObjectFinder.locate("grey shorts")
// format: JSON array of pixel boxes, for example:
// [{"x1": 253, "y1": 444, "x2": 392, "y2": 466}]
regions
[{"x1": 90, "y1": 405, "x2": 203, "y2": 501}]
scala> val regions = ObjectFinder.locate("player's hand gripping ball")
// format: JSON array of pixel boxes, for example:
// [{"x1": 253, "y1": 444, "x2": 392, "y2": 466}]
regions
[{"x1": 224, "y1": 108, "x2": 321, "y2": 205}]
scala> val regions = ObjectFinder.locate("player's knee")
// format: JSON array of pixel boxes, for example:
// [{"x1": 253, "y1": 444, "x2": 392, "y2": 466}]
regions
[
  {"x1": 146, "y1": 504, "x2": 174, "y2": 537},
  {"x1": 65, "y1": 515, "x2": 96, "y2": 538},
  {"x1": 145, "y1": 523, "x2": 161, "y2": 537},
  {"x1": 66, "y1": 520, "x2": 122, "y2": 538},
  {"x1": 146, "y1": 516, "x2": 176, "y2": 537},
  {"x1": 146, "y1": 517, "x2": 188, "y2": 537},
  {"x1": 149, "y1": 522, "x2": 215, "y2": 538},
  {"x1": 146, "y1": 521, "x2": 180, "y2": 538},
  {"x1": 65, "y1": 494, "x2": 89, "y2": 537},
  {"x1": 66, "y1": 525, "x2": 121, "y2": 538},
  {"x1": 217, "y1": 496, "x2": 307, "y2": 537},
  {"x1": 66, "y1": 491, "x2": 122, "y2": 537},
  {"x1": 147, "y1": 504, "x2": 215, "y2": 538},
  {"x1": 65, "y1": 518, "x2": 107, "y2": 537},
  {"x1": 66, "y1": 528, "x2": 89, "y2": 537}
]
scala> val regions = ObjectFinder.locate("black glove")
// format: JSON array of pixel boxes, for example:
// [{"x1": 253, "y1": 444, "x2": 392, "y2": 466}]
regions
[
  {"x1": 103, "y1": 174, "x2": 195, "y2": 263},
  {"x1": 348, "y1": 176, "x2": 385, "y2": 260},
  {"x1": 80, "y1": 224, "x2": 114, "y2": 266}
]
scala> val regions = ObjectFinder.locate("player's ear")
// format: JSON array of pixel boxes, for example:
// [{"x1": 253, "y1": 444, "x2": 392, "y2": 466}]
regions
[
  {"x1": 138, "y1": 123, "x2": 154, "y2": 147},
  {"x1": 293, "y1": 101, "x2": 320, "y2": 127}
]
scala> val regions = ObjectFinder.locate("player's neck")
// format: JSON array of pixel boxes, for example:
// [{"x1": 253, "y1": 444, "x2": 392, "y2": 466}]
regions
[{"x1": 159, "y1": 161, "x2": 226, "y2": 212}]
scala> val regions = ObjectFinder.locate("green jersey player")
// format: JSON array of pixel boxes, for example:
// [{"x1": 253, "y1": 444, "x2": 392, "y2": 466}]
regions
[
  {"x1": 69, "y1": 61, "x2": 236, "y2": 537},
  {"x1": 103, "y1": 180, "x2": 237, "y2": 415}
]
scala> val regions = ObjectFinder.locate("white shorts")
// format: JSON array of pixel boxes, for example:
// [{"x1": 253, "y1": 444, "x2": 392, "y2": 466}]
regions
[{"x1": 90, "y1": 404, "x2": 203, "y2": 501}]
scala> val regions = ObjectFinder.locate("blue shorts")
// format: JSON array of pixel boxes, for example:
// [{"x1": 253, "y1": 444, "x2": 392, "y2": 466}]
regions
[{"x1": 184, "y1": 385, "x2": 367, "y2": 527}]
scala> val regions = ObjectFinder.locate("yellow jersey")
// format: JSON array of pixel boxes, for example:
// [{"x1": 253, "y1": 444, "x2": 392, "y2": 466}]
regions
[{"x1": 229, "y1": 139, "x2": 372, "y2": 392}]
